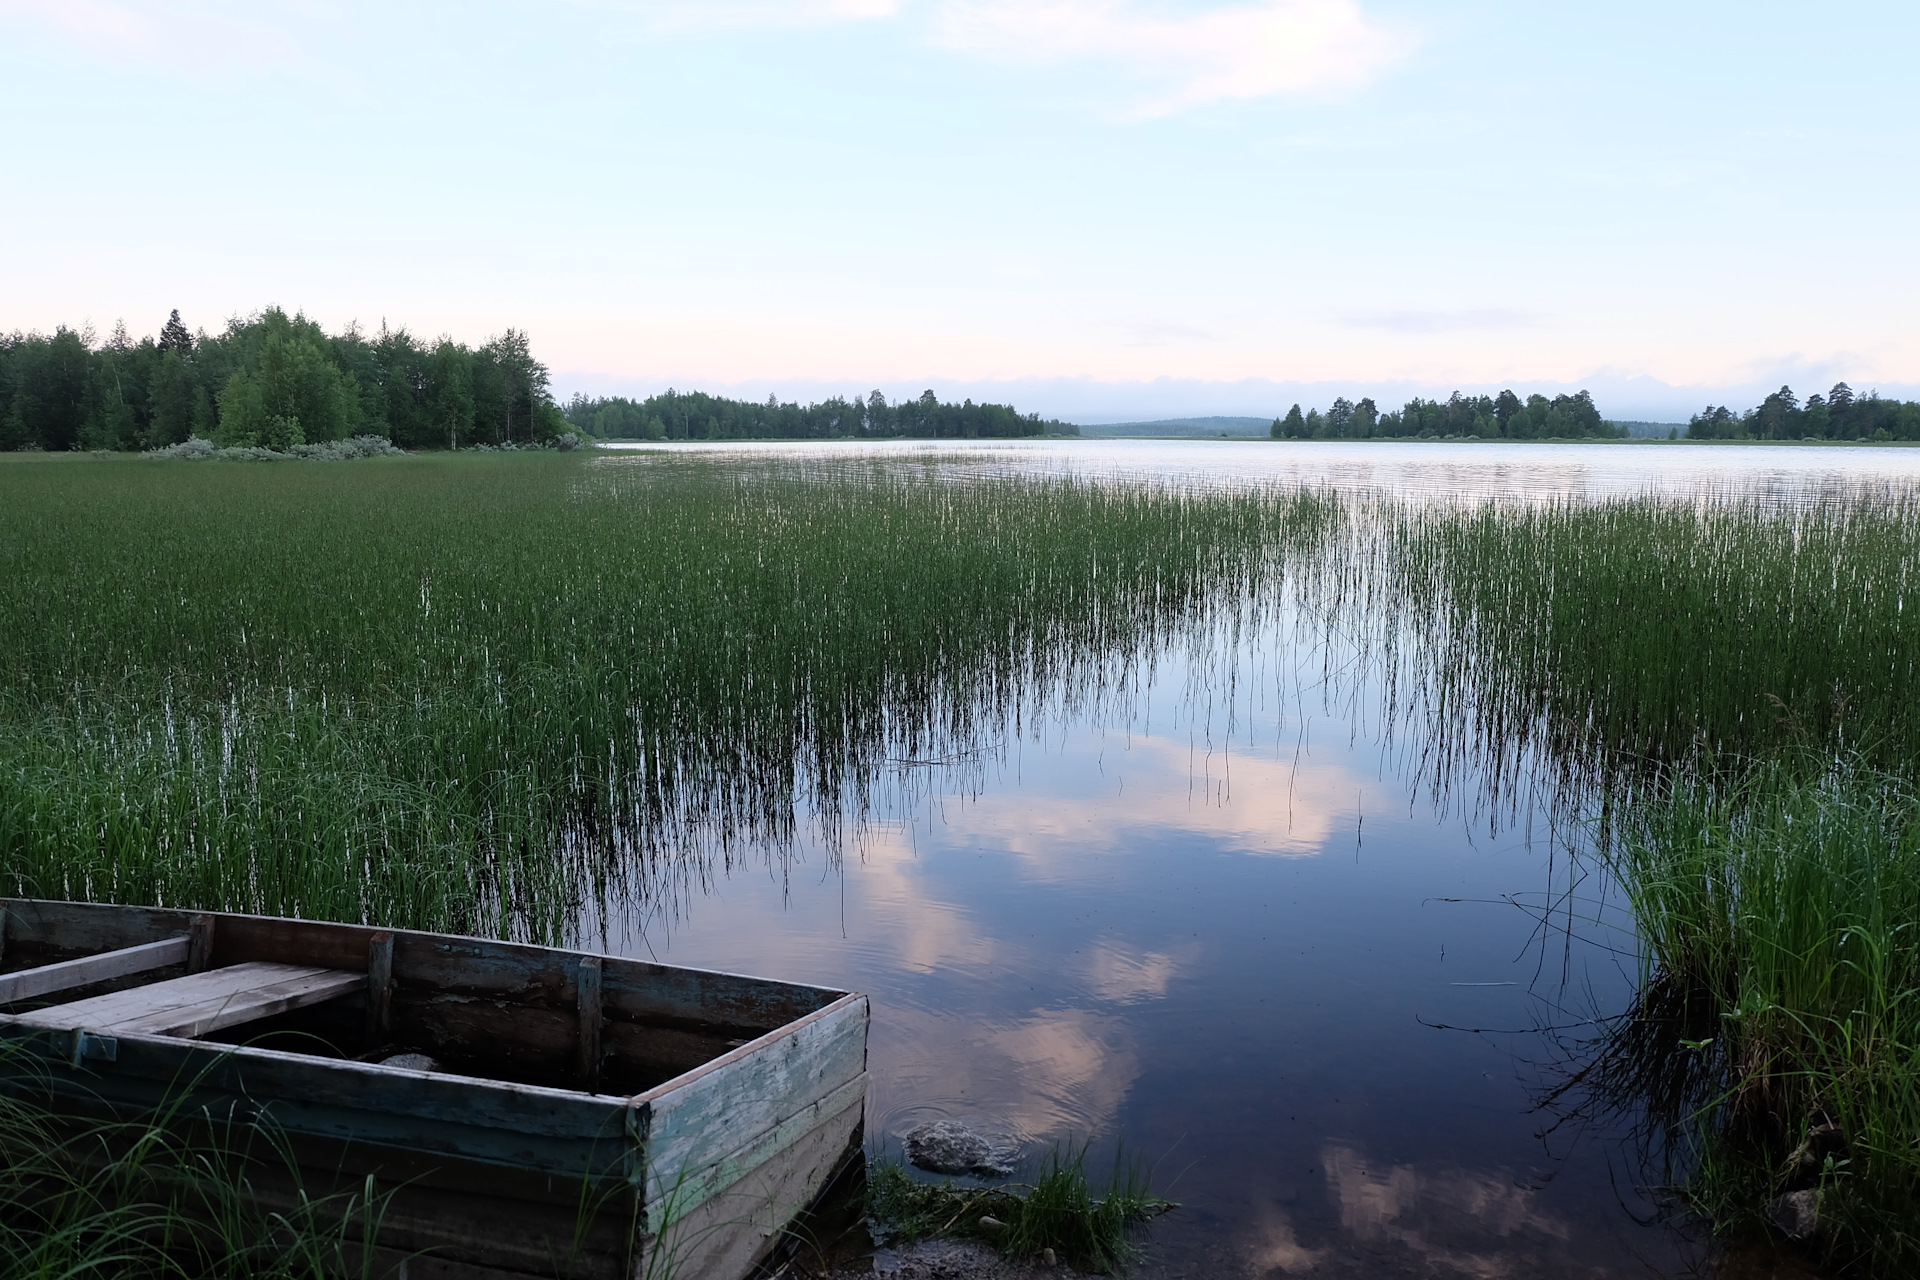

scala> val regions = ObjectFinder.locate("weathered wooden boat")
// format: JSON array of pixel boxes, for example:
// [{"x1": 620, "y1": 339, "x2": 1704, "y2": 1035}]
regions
[{"x1": 0, "y1": 898, "x2": 868, "y2": 1280}]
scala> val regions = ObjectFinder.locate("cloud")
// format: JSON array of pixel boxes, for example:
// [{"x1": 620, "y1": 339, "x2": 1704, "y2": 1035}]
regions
[
  {"x1": 1119, "y1": 319, "x2": 1220, "y2": 346},
  {"x1": 1344, "y1": 309, "x2": 1539, "y2": 335},
  {"x1": 0, "y1": 0, "x2": 300, "y2": 72},
  {"x1": 620, "y1": 0, "x2": 901, "y2": 31},
  {"x1": 931, "y1": 0, "x2": 1412, "y2": 114}
]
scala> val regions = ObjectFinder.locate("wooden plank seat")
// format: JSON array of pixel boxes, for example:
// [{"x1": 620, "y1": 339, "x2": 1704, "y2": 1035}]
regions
[
  {"x1": 14, "y1": 961, "x2": 363, "y2": 1039},
  {"x1": 0, "y1": 936, "x2": 191, "y2": 1005}
]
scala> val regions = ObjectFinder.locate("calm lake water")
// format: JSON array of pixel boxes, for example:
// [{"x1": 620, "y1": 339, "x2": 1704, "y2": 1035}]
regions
[{"x1": 598, "y1": 441, "x2": 1917, "y2": 1278}]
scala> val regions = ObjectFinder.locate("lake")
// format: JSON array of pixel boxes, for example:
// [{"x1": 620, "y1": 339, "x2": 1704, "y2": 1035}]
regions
[{"x1": 586, "y1": 440, "x2": 1919, "y2": 1277}]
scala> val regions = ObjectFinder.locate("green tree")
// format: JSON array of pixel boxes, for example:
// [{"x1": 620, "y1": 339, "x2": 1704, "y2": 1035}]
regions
[
  {"x1": 145, "y1": 348, "x2": 203, "y2": 445},
  {"x1": 1802, "y1": 394, "x2": 1831, "y2": 439},
  {"x1": 214, "y1": 332, "x2": 354, "y2": 448},
  {"x1": 424, "y1": 341, "x2": 475, "y2": 449},
  {"x1": 158, "y1": 309, "x2": 193, "y2": 356},
  {"x1": 1752, "y1": 385, "x2": 1799, "y2": 439},
  {"x1": 1352, "y1": 397, "x2": 1379, "y2": 437},
  {"x1": 1327, "y1": 397, "x2": 1355, "y2": 435},
  {"x1": 9, "y1": 328, "x2": 93, "y2": 451}
]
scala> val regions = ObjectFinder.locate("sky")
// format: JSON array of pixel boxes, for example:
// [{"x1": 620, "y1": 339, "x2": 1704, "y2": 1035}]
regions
[{"x1": 2, "y1": 0, "x2": 1917, "y2": 422}]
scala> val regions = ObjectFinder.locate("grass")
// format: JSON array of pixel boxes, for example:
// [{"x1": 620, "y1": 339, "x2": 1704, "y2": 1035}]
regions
[
  {"x1": 866, "y1": 1146, "x2": 1173, "y2": 1274},
  {"x1": 1354, "y1": 490, "x2": 1920, "y2": 807},
  {"x1": 1600, "y1": 758, "x2": 1920, "y2": 1270},
  {"x1": 0, "y1": 1043, "x2": 398, "y2": 1279},
  {"x1": 0, "y1": 451, "x2": 1340, "y2": 940}
]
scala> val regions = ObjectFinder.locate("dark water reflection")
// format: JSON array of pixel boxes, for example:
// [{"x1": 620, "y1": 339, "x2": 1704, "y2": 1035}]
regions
[
  {"x1": 604, "y1": 633, "x2": 1666, "y2": 1277},
  {"x1": 587, "y1": 444, "x2": 1906, "y2": 1277}
]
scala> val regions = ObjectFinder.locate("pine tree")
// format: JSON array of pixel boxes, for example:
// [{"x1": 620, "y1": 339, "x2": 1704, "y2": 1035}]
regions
[{"x1": 158, "y1": 310, "x2": 192, "y2": 356}]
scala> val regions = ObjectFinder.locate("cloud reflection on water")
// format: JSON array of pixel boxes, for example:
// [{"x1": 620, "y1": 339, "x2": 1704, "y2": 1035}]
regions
[
  {"x1": 919, "y1": 732, "x2": 1371, "y2": 866},
  {"x1": 1315, "y1": 1142, "x2": 1570, "y2": 1277},
  {"x1": 1249, "y1": 1142, "x2": 1577, "y2": 1277},
  {"x1": 879, "y1": 1004, "x2": 1141, "y2": 1142}
]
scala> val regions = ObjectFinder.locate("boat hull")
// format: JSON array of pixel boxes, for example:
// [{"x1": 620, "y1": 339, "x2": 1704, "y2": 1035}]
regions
[{"x1": 0, "y1": 899, "x2": 869, "y2": 1280}]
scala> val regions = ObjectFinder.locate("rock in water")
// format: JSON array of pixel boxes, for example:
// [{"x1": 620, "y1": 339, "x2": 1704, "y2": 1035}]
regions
[
  {"x1": 903, "y1": 1120, "x2": 1014, "y2": 1177},
  {"x1": 379, "y1": 1052, "x2": 439, "y2": 1072},
  {"x1": 1767, "y1": 1188, "x2": 1820, "y2": 1239}
]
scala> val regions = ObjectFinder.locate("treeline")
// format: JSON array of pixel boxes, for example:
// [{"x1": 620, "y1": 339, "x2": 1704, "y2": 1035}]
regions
[
  {"x1": 564, "y1": 388, "x2": 1077, "y2": 441},
  {"x1": 1272, "y1": 390, "x2": 1620, "y2": 440},
  {"x1": 0, "y1": 308, "x2": 569, "y2": 453},
  {"x1": 1690, "y1": 383, "x2": 1920, "y2": 442}
]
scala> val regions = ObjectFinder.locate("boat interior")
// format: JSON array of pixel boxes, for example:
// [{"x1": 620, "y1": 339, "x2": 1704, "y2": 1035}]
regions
[{"x1": 0, "y1": 901, "x2": 840, "y2": 1097}]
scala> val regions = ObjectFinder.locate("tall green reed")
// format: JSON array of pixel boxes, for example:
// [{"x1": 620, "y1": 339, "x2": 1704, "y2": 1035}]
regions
[
  {"x1": 1606, "y1": 760, "x2": 1920, "y2": 1269},
  {"x1": 1330, "y1": 490, "x2": 1920, "y2": 813},
  {"x1": 0, "y1": 1042, "x2": 397, "y2": 1280},
  {"x1": 0, "y1": 452, "x2": 1342, "y2": 938}
]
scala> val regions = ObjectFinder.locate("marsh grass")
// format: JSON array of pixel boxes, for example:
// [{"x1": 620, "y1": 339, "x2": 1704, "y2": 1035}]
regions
[
  {"x1": 866, "y1": 1146, "x2": 1171, "y2": 1274},
  {"x1": 0, "y1": 451, "x2": 1342, "y2": 938},
  {"x1": 1598, "y1": 758, "x2": 1920, "y2": 1270},
  {"x1": 1349, "y1": 490, "x2": 1920, "y2": 815},
  {"x1": 0, "y1": 1044, "x2": 398, "y2": 1279}
]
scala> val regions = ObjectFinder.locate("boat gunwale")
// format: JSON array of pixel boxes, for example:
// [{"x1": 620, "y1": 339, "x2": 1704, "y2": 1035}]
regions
[
  {"x1": 0, "y1": 897, "x2": 853, "y2": 1009},
  {"x1": 0, "y1": 898, "x2": 864, "y2": 1118}
]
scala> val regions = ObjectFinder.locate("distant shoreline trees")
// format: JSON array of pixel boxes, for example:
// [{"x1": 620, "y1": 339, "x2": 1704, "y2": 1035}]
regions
[
  {"x1": 1267, "y1": 383, "x2": 1920, "y2": 443},
  {"x1": 0, "y1": 310, "x2": 1080, "y2": 451},
  {"x1": 1271, "y1": 390, "x2": 1621, "y2": 441},
  {"x1": 562, "y1": 388, "x2": 1077, "y2": 441},
  {"x1": 1688, "y1": 384, "x2": 1920, "y2": 442},
  {"x1": 0, "y1": 309, "x2": 567, "y2": 453}
]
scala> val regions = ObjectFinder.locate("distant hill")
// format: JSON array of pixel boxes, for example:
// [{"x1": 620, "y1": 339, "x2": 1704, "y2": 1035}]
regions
[
  {"x1": 1077, "y1": 416, "x2": 1273, "y2": 437},
  {"x1": 1611, "y1": 420, "x2": 1688, "y2": 438}
]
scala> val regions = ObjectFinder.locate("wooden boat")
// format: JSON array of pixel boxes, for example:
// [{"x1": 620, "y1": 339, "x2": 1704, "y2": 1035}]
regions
[{"x1": 0, "y1": 898, "x2": 868, "y2": 1280}]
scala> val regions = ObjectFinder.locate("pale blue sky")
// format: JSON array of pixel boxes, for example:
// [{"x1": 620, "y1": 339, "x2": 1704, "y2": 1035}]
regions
[{"x1": 3, "y1": 1, "x2": 1915, "y2": 420}]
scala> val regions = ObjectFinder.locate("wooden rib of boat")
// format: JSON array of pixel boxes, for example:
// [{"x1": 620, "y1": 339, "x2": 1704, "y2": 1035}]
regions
[{"x1": 0, "y1": 898, "x2": 869, "y2": 1280}]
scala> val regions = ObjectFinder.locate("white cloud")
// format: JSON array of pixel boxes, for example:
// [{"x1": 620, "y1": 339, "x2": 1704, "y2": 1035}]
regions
[
  {"x1": 931, "y1": 0, "x2": 1411, "y2": 114},
  {"x1": 1345, "y1": 309, "x2": 1540, "y2": 335},
  {"x1": 0, "y1": 0, "x2": 301, "y2": 72},
  {"x1": 604, "y1": 0, "x2": 900, "y2": 32}
]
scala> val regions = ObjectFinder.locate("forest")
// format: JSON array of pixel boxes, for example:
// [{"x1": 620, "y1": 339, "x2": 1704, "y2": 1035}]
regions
[
  {"x1": 562, "y1": 388, "x2": 1076, "y2": 441},
  {"x1": 1272, "y1": 389, "x2": 1622, "y2": 440},
  {"x1": 0, "y1": 311, "x2": 1077, "y2": 452},
  {"x1": 0, "y1": 309, "x2": 568, "y2": 453},
  {"x1": 1688, "y1": 383, "x2": 1920, "y2": 441},
  {"x1": 1270, "y1": 383, "x2": 1920, "y2": 443}
]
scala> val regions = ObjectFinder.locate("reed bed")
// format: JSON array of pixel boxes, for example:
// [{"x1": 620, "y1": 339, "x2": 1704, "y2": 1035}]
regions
[
  {"x1": 1605, "y1": 760, "x2": 1920, "y2": 1269},
  {"x1": 0, "y1": 451, "x2": 1340, "y2": 939},
  {"x1": 1332, "y1": 490, "x2": 1920, "y2": 812}
]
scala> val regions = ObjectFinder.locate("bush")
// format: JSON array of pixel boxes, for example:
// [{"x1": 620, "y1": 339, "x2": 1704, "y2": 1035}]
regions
[{"x1": 144, "y1": 436, "x2": 403, "y2": 462}]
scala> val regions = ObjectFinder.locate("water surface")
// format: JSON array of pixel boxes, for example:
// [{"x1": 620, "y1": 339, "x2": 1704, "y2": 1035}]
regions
[{"x1": 593, "y1": 441, "x2": 1906, "y2": 1277}]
